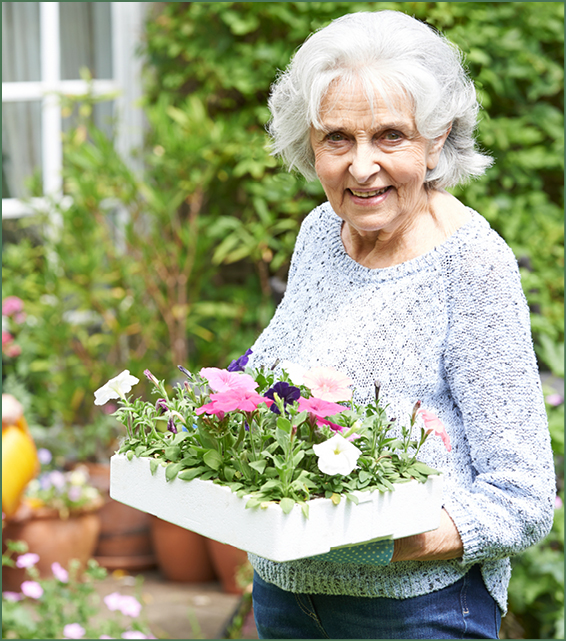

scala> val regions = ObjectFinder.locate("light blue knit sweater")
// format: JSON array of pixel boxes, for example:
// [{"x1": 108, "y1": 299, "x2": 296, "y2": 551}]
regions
[{"x1": 247, "y1": 202, "x2": 555, "y2": 614}]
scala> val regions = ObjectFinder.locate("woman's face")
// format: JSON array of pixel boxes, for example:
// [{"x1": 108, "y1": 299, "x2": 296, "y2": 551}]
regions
[{"x1": 310, "y1": 82, "x2": 448, "y2": 240}]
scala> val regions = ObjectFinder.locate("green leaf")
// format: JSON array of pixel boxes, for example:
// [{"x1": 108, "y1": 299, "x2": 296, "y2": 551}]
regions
[
  {"x1": 164, "y1": 445, "x2": 182, "y2": 461},
  {"x1": 276, "y1": 416, "x2": 292, "y2": 433},
  {"x1": 165, "y1": 462, "x2": 183, "y2": 482},
  {"x1": 203, "y1": 449, "x2": 223, "y2": 470},
  {"x1": 126, "y1": 450, "x2": 134, "y2": 461},
  {"x1": 149, "y1": 459, "x2": 159, "y2": 476},
  {"x1": 178, "y1": 466, "x2": 208, "y2": 481},
  {"x1": 249, "y1": 459, "x2": 267, "y2": 474},
  {"x1": 346, "y1": 493, "x2": 359, "y2": 505},
  {"x1": 280, "y1": 497, "x2": 295, "y2": 514}
]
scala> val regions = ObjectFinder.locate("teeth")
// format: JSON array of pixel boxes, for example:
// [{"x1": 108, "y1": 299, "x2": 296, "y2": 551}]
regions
[{"x1": 350, "y1": 187, "x2": 388, "y2": 198}]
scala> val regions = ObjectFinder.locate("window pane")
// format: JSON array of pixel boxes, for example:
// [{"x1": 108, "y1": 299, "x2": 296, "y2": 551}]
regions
[
  {"x1": 60, "y1": 2, "x2": 113, "y2": 80},
  {"x1": 2, "y1": 2, "x2": 41, "y2": 82},
  {"x1": 2, "y1": 101, "x2": 42, "y2": 199}
]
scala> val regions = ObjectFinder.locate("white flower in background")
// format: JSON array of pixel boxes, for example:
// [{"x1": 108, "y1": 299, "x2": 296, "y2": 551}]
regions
[
  {"x1": 280, "y1": 360, "x2": 307, "y2": 386},
  {"x1": 313, "y1": 433, "x2": 362, "y2": 476},
  {"x1": 94, "y1": 370, "x2": 139, "y2": 406}
]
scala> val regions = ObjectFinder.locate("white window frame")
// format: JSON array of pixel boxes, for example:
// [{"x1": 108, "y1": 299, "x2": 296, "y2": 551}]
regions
[{"x1": 2, "y1": 2, "x2": 147, "y2": 219}]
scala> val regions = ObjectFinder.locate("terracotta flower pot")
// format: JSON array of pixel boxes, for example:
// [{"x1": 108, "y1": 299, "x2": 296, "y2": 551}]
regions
[
  {"x1": 83, "y1": 462, "x2": 156, "y2": 571},
  {"x1": 149, "y1": 515, "x2": 216, "y2": 582},
  {"x1": 205, "y1": 539, "x2": 250, "y2": 594},
  {"x1": 2, "y1": 502, "x2": 101, "y2": 592}
]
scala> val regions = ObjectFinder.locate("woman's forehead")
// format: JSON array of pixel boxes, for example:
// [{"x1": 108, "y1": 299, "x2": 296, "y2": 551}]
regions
[{"x1": 317, "y1": 79, "x2": 416, "y2": 130}]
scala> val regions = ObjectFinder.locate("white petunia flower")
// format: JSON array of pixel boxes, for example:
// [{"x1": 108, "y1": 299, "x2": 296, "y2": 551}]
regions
[
  {"x1": 94, "y1": 370, "x2": 139, "y2": 406},
  {"x1": 280, "y1": 360, "x2": 307, "y2": 386},
  {"x1": 313, "y1": 433, "x2": 362, "y2": 476}
]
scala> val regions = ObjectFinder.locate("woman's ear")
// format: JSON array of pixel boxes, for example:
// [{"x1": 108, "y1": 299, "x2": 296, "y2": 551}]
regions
[{"x1": 426, "y1": 126, "x2": 452, "y2": 170}]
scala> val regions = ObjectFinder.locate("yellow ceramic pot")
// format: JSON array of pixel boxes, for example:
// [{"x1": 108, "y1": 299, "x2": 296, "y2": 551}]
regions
[{"x1": 2, "y1": 416, "x2": 39, "y2": 518}]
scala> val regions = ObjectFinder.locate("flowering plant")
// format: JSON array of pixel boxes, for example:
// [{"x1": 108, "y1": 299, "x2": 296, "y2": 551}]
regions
[
  {"x1": 22, "y1": 451, "x2": 103, "y2": 519},
  {"x1": 1, "y1": 539, "x2": 155, "y2": 639},
  {"x1": 97, "y1": 352, "x2": 450, "y2": 517}
]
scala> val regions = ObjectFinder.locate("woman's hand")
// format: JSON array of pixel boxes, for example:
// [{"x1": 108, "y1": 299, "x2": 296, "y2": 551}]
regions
[{"x1": 392, "y1": 508, "x2": 463, "y2": 562}]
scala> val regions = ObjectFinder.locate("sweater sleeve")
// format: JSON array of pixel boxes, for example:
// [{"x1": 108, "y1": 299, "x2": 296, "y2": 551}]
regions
[{"x1": 442, "y1": 235, "x2": 555, "y2": 565}]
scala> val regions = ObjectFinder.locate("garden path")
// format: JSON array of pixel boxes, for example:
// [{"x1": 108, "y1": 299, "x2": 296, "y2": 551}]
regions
[{"x1": 93, "y1": 569, "x2": 258, "y2": 639}]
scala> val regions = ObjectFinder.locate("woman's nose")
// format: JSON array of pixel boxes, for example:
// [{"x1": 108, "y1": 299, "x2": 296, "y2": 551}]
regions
[{"x1": 348, "y1": 143, "x2": 380, "y2": 183}]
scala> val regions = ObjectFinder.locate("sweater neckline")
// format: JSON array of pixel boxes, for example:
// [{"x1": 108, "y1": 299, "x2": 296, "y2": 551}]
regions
[{"x1": 325, "y1": 204, "x2": 484, "y2": 280}]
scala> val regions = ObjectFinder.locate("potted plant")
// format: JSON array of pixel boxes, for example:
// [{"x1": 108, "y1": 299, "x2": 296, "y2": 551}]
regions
[
  {"x1": 102, "y1": 351, "x2": 449, "y2": 562},
  {"x1": 2, "y1": 457, "x2": 104, "y2": 592}
]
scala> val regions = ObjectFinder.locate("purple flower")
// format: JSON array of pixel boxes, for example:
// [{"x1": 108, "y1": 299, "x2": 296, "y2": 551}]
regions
[
  {"x1": 16, "y1": 553, "x2": 40, "y2": 568},
  {"x1": 155, "y1": 399, "x2": 169, "y2": 415},
  {"x1": 264, "y1": 381, "x2": 301, "y2": 415},
  {"x1": 143, "y1": 369, "x2": 158, "y2": 385},
  {"x1": 166, "y1": 417, "x2": 178, "y2": 434},
  {"x1": 227, "y1": 348, "x2": 253, "y2": 372},
  {"x1": 37, "y1": 448, "x2": 53, "y2": 465},
  {"x1": 63, "y1": 623, "x2": 86, "y2": 639},
  {"x1": 21, "y1": 581, "x2": 43, "y2": 599}
]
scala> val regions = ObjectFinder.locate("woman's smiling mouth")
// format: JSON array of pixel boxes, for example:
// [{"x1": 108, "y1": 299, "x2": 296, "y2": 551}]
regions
[{"x1": 348, "y1": 186, "x2": 391, "y2": 198}]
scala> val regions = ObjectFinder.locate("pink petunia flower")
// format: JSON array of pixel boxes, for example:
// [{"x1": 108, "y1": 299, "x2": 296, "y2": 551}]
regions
[
  {"x1": 199, "y1": 368, "x2": 258, "y2": 394},
  {"x1": 419, "y1": 409, "x2": 451, "y2": 452},
  {"x1": 104, "y1": 592, "x2": 124, "y2": 612},
  {"x1": 63, "y1": 623, "x2": 86, "y2": 639},
  {"x1": 21, "y1": 581, "x2": 43, "y2": 599},
  {"x1": 16, "y1": 553, "x2": 40, "y2": 568},
  {"x1": 546, "y1": 393, "x2": 564, "y2": 407},
  {"x1": 2, "y1": 331, "x2": 14, "y2": 347},
  {"x1": 196, "y1": 390, "x2": 272, "y2": 416},
  {"x1": 555, "y1": 495, "x2": 563, "y2": 509},
  {"x1": 3, "y1": 591, "x2": 23, "y2": 602},
  {"x1": 297, "y1": 396, "x2": 347, "y2": 431},
  {"x1": 302, "y1": 366, "x2": 354, "y2": 402},
  {"x1": 117, "y1": 595, "x2": 142, "y2": 618},
  {"x1": 121, "y1": 632, "x2": 148, "y2": 639},
  {"x1": 2, "y1": 296, "x2": 24, "y2": 316},
  {"x1": 52, "y1": 562, "x2": 69, "y2": 583}
]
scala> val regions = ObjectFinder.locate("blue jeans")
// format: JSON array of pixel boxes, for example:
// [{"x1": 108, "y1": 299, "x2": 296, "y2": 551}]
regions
[{"x1": 252, "y1": 565, "x2": 501, "y2": 639}]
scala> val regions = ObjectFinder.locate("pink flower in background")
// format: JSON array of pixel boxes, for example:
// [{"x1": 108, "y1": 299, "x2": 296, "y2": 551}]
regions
[
  {"x1": 16, "y1": 553, "x2": 40, "y2": 568},
  {"x1": 196, "y1": 390, "x2": 273, "y2": 416},
  {"x1": 121, "y1": 632, "x2": 148, "y2": 639},
  {"x1": 555, "y1": 496, "x2": 563, "y2": 509},
  {"x1": 199, "y1": 368, "x2": 258, "y2": 394},
  {"x1": 21, "y1": 581, "x2": 43, "y2": 599},
  {"x1": 52, "y1": 562, "x2": 69, "y2": 582},
  {"x1": 419, "y1": 409, "x2": 451, "y2": 452},
  {"x1": 3, "y1": 591, "x2": 23, "y2": 602},
  {"x1": 297, "y1": 396, "x2": 346, "y2": 431},
  {"x1": 2, "y1": 331, "x2": 14, "y2": 347},
  {"x1": 63, "y1": 623, "x2": 86, "y2": 639},
  {"x1": 117, "y1": 595, "x2": 142, "y2": 618},
  {"x1": 104, "y1": 592, "x2": 125, "y2": 611},
  {"x1": 2, "y1": 296, "x2": 24, "y2": 316},
  {"x1": 103, "y1": 592, "x2": 142, "y2": 617},
  {"x1": 302, "y1": 366, "x2": 353, "y2": 402},
  {"x1": 546, "y1": 393, "x2": 564, "y2": 407}
]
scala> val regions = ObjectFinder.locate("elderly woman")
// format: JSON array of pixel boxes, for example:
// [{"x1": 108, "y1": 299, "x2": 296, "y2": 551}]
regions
[{"x1": 245, "y1": 10, "x2": 555, "y2": 641}]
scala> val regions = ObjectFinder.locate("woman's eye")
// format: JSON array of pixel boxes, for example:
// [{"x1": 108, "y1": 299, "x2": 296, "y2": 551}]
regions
[
  {"x1": 327, "y1": 132, "x2": 345, "y2": 142},
  {"x1": 383, "y1": 131, "x2": 402, "y2": 142}
]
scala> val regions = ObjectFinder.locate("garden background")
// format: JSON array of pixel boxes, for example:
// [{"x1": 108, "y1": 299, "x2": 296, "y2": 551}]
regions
[{"x1": 2, "y1": 3, "x2": 563, "y2": 639}]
